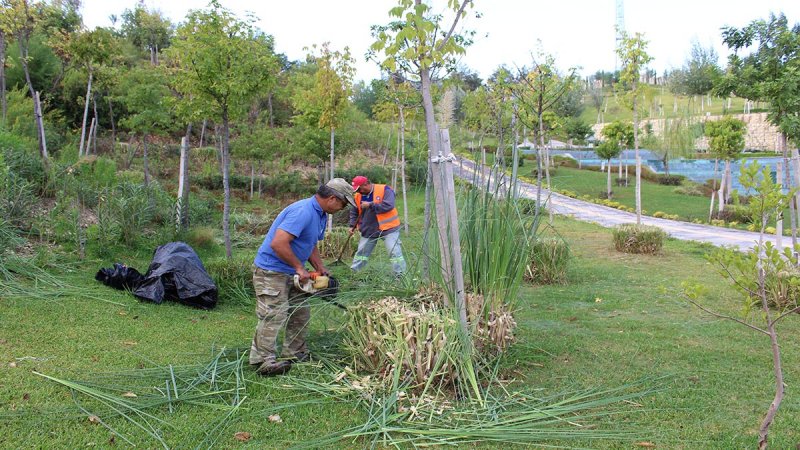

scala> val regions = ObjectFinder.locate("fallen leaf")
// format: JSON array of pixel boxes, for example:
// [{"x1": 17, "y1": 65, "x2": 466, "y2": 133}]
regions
[
  {"x1": 634, "y1": 442, "x2": 656, "y2": 448},
  {"x1": 0, "y1": 339, "x2": 7, "y2": 345},
  {"x1": 234, "y1": 431, "x2": 251, "y2": 442},
  {"x1": 108, "y1": 435, "x2": 115, "y2": 445},
  {"x1": 122, "y1": 341, "x2": 137, "y2": 347},
  {"x1": 8, "y1": 362, "x2": 17, "y2": 368},
  {"x1": 91, "y1": 355, "x2": 99, "y2": 362},
  {"x1": 117, "y1": 311, "x2": 127, "y2": 316},
  {"x1": 121, "y1": 392, "x2": 137, "y2": 398},
  {"x1": 22, "y1": 393, "x2": 29, "y2": 401},
  {"x1": 268, "y1": 414, "x2": 282, "y2": 423},
  {"x1": 88, "y1": 415, "x2": 100, "y2": 424}
]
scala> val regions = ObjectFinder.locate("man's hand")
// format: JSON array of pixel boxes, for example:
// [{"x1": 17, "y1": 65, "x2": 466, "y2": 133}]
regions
[
  {"x1": 295, "y1": 267, "x2": 311, "y2": 283},
  {"x1": 349, "y1": 227, "x2": 356, "y2": 236},
  {"x1": 317, "y1": 265, "x2": 330, "y2": 277},
  {"x1": 361, "y1": 201, "x2": 372, "y2": 209}
]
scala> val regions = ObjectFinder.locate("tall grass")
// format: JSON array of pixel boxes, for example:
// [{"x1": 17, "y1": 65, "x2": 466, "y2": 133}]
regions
[{"x1": 459, "y1": 172, "x2": 539, "y2": 310}]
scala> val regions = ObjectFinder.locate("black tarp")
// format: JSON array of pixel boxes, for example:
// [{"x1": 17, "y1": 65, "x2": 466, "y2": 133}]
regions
[{"x1": 95, "y1": 242, "x2": 218, "y2": 309}]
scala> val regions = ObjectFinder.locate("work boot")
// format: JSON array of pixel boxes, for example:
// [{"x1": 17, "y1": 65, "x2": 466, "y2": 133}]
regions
[
  {"x1": 292, "y1": 351, "x2": 311, "y2": 363},
  {"x1": 256, "y1": 360, "x2": 292, "y2": 377}
]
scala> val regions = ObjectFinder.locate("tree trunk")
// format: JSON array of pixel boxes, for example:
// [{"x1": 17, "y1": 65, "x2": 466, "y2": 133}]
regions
[
  {"x1": 718, "y1": 164, "x2": 726, "y2": 213},
  {"x1": 329, "y1": 127, "x2": 335, "y2": 231},
  {"x1": 433, "y1": 128, "x2": 468, "y2": 331},
  {"x1": 107, "y1": 97, "x2": 116, "y2": 146},
  {"x1": 222, "y1": 111, "x2": 232, "y2": 258},
  {"x1": 511, "y1": 100, "x2": 519, "y2": 198},
  {"x1": 755, "y1": 245, "x2": 785, "y2": 450},
  {"x1": 267, "y1": 92, "x2": 274, "y2": 128},
  {"x1": 199, "y1": 118, "x2": 207, "y2": 147},
  {"x1": 634, "y1": 80, "x2": 641, "y2": 224},
  {"x1": 143, "y1": 134, "x2": 150, "y2": 187},
  {"x1": 392, "y1": 120, "x2": 401, "y2": 187},
  {"x1": 781, "y1": 133, "x2": 797, "y2": 247},
  {"x1": 79, "y1": 72, "x2": 91, "y2": 157},
  {"x1": 250, "y1": 162, "x2": 255, "y2": 200},
  {"x1": 0, "y1": 31, "x2": 6, "y2": 126},
  {"x1": 92, "y1": 94, "x2": 99, "y2": 155},
  {"x1": 86, "y1": 117, "x2": 95, "y2": 156},
  {"x1": 607, "y1": 159, "x2": 612, "y2": 199},
  {"x1": 400, "y1": 105, "x2": 409, "y2": 235},
  {"x1": 177, "y1": 136, "x2": 190, "y2": 232},
  {"x1": 420, "y1": 66, "x2": 438, "y2": 283},
  {"x1": 33, "y1": 91, "x2": 48, "y2": 168},
  {"x1": 19, "y1": 30, "x2": 49, "y2": 168}
]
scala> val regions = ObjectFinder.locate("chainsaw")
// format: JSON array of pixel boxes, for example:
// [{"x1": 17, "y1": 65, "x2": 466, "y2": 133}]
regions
[{"x1": 292, "y1": 272, "x2": 345, "y2": 309}]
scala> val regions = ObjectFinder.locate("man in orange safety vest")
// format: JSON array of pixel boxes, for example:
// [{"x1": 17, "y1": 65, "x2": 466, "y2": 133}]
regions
[{"x1": 348, "y1": 175, "x2": 406, "y2": 276}]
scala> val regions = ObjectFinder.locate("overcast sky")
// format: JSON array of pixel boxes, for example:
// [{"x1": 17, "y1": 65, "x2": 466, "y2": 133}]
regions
[{"x1": 80, "y1": 0, "x2": 800, "y2": 83}]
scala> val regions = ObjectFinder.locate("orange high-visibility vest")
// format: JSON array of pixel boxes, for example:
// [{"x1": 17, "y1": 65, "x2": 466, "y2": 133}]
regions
[{"x1": 355, "y1": 184, "x2": 401, "y2": 230}]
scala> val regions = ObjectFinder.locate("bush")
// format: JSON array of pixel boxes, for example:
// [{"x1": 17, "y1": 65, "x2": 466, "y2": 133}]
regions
[
  {"x1": 763, "y1": 267, "x2": 800, "y2": 310},
  {"x1": 612, "y1": 224, "x2": 667, "y2": 254},
  {"x1": 673, "y1": 183, "x2": 706, "y2": 197},
  {"x1": 525, "y1": 238, "x2": 570, "y2": 284},
  {"x1": 185, "y1": 227, "x2": 218, "y2": 251},
  {"x1": 657, "y1": 175, "x2": 685, "y2": 186},
  {"x1": 205, "y1": 256, "x2": 254, "y2": 306},
  {"x1": 711, "y1": 205, "x2": 752, "y2": 224},
  {"x1": 0, "y1": 154, "x2": 37, "y2": 229}
]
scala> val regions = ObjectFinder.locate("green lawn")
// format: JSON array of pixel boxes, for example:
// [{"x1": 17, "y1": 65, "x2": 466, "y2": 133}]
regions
[
  {"x1": 542, "y1": 165, "x2": 711, "y2": 220},
  {"x1": 1, "y1": 188, "x2": 799, "y2": 448}
]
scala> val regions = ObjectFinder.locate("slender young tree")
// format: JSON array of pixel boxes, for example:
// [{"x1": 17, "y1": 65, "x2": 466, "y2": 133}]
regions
[
  {"x1": 67, "y1": 27, "x2": 115, "y2": 157},
  {"x1": 166, "y1": 0, "x2": 277, "y2": 258},
  {"x1": 117, "y1": 66, "x2": 172, "y2": 187},
  {"x1": 616, "y1": 29, "x2": 653, "y2": 224},
  {"x1": 0, "y1": 0, "x2": 48, "y2": 168},
  {"x1": 293, "y1": 42, "x2": 354, "y2": 229},
  {"x1": 371, "y1": 0, "x2": 474, "y2": 333}
]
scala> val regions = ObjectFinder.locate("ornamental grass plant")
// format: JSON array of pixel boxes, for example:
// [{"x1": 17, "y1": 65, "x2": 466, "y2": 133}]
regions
[{"x1": 612, "y1": 223, "x2": 667, "y2": 254}]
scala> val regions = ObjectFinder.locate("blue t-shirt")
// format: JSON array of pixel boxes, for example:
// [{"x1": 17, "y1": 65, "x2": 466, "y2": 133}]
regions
[{"x1": 254, "y1": 196, "x2": 327, "y2": 275}]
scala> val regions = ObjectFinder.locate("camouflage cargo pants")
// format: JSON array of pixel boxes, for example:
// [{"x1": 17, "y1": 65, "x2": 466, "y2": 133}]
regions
[{"x1": 249, "y1": 267, "x2": 310, "y2": 366}]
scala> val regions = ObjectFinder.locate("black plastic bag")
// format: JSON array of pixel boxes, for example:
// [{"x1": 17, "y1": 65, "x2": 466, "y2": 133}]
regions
[
  {"x1": 95, "y1": 263, "x2": 144, "y2": 291},
  {"x1": 133, "y1": 242, "x2": 218, "y2": 309}
]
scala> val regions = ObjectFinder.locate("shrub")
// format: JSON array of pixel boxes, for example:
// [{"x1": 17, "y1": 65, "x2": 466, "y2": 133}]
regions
[
  {"x1": 205, "y1": 256, "x2": 253, "y2": 306},
  {"x1": 711, "y1": 205, "x2": 752, "y2": 224},
  {"x1": 763, "y1": 267, "x2": 800, "y2": 310},
  {"x1": 525, "y1": 238, "x2": 570, "y2": 284},
  {"x1": 612, "y1": 224, "x2": 667, "y2": 254},
  {"x1": 0, "y1": 154, "x2": 37, "y2": 229},
  {"x1": 673, "y1": 183, "x2": 706, "y2": 197},
  {"x1": 185, "y1": 227, "x2": 218, "y2": 250},
  {"x1": 657, "y1": 175, "x2": 685, "y2": 186}
]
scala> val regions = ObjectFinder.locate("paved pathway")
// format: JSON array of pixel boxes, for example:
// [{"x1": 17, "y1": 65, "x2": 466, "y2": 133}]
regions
[{"x1": 452, "y1": 157, "x2": 784, "y2": 253}]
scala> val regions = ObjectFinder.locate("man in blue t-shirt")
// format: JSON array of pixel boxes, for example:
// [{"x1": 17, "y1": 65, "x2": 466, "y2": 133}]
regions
[{"x1": 249, "y1": 178, "x2": 355, "y2": 376}]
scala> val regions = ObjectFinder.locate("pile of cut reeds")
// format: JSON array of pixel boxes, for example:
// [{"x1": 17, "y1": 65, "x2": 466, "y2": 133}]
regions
[{"x1": 341, "y1": 287, "x2": 515, "y2": 390}]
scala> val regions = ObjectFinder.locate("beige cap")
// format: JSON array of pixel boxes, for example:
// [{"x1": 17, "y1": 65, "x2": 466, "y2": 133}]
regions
[{"x1": 326, "y1": 178, "x2": 357, "y2": 207}]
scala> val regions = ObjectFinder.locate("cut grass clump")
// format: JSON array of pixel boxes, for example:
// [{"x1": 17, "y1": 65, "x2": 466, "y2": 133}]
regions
[
  {"x1": 205, "y1": 256, "x2": 253, "y2": 306},
  {"x1": 184, "y1": 226, "x2": 218, "y2": 250},
  {"x1": 318, "y1": 226, "x2": 356, "y2": 260},
  {"x1": 525, "y1": 237, "x2": 570, "y2": 285},
  {"x1": 612, "y1": 224, "x2": 667, "y2": 254},
  {"x1": 341, "y1": 288, "x2": 515, "y2": 391}
]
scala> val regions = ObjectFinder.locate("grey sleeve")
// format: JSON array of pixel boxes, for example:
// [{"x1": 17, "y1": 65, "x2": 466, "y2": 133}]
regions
[{"x1": 349, "y1": 206, "x2": 358, "y2": 226}]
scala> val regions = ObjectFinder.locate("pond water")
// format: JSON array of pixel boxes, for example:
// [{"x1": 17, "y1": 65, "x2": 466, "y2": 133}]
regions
[{"x1": 524, "y1": 149, "x2": 788, "y2": 192}]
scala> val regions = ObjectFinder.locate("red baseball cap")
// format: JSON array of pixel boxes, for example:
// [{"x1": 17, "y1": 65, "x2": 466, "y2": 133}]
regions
[{"x1": 351, "y1": 176, "x2": 369, "y2": 190}]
